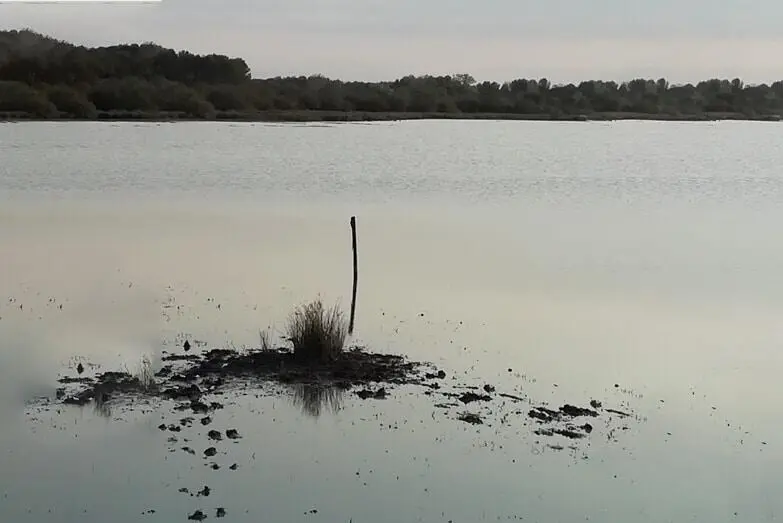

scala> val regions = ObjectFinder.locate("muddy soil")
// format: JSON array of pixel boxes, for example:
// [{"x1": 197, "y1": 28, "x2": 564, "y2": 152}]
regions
[
  {"x1": 46, "y1": 342, "x2": 641, "y2": 520},
  {"x1": 55, "y1": 344, "x2": 636, "y2": 440}
]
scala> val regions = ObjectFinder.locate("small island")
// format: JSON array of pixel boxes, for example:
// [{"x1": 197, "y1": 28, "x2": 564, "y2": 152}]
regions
[{"x1": 1, "y1": 29, "x2": 782, "y2": 122}]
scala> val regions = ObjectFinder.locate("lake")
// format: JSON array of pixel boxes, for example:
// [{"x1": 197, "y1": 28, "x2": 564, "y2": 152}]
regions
[{"x1": 0, "y1": 120, "x2": 780, "y2": 522}]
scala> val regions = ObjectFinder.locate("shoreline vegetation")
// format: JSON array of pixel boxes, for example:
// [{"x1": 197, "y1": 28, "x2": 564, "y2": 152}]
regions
[
  {"x1": 2, "y1": 29, "x2": 783, "y2": 123},
  {"x1": 3, "y1": 109, "x2": 782, "y2": 123}
]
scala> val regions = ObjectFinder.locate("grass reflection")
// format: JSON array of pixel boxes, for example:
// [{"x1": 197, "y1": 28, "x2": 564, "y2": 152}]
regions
[{"x1": 290, "y1": 383, "x2": 344, "y2": 417}]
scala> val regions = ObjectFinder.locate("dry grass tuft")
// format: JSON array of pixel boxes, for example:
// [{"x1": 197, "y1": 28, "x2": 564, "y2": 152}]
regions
[
  {"x1": 135, "y1": 354, "x2": 155, "y2": 392},
  {"x1": 285, "y1": 299, "x2": 347, "y2": 362},
  {"x1": 259, "y1": 328, "x2": 273, "y2": 351}
]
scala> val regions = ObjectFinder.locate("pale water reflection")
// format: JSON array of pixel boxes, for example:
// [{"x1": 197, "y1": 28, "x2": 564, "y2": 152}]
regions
[{"x1": 0, "y1": 121, "x2": 781, "y2": 522}]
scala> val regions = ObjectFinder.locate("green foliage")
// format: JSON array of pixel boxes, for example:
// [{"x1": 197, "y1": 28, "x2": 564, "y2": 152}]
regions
[
  {"x1": 88, "y1": 77, "x2": 156, "y2": 111},
  {"x1": 46, "y1": 84, "x2": 97, "y2": 118},
  {"x1": 285, "y1": 299, "x2": 347, "y2": 363},
  {"x1": 205, "y1": 84, "x2": 250, "y2": 111},
  {"x1": 0, "y1": 80, "x2": 55, "y2": 116},
  {"x1": 153, "y1": 80, "x2": 215, "y2": 117},
  {"x1": 2, "y1": 30, "x2": 783, "y2": 118}
]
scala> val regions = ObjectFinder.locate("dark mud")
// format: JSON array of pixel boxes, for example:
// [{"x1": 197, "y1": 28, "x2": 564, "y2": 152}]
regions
[
  {"x1": 163, "y1": 346, "x2": 421, "y2": 386},
  {"x1": 53, "y1": 344, "x2": 638, "y2": 439},
  {"x1": 44, "y1": 342, "x2": 643, "y2": 520},
  {"x1": 58, "y1": 371, "x2": 153, "y2": 407}
]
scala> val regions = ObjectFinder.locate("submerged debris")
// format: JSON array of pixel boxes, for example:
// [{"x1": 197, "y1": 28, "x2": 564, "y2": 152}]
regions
[
  {"x1": 528, "y1": 404, "x2": 598, "y2": 423},
  {"x1": 560, "y1": 404, "x2": 599, "y2": 418},
  {"x1": 528, "y1": 404, "x2": 602, "y2": 440},
  {"x1": 425, "y1": 370, "x2": 446, "y2": 380},
  {"x1": 458, "y1": 412, "x2": 483, "y2": 425},
  {"x1": 459, "y1": 392, "x2": 492, "y2": 404},
  {"x1": 355, "y1": 387, "x2": 388, "y2": 400}
]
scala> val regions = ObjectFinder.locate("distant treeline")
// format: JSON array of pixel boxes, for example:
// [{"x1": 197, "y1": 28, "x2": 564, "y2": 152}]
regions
[{"x1": 2, "y1": 29, "x2": 783, "y2": 120}]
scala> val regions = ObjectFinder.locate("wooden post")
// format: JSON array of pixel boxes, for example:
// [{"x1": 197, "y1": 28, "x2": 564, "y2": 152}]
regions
[{"x1": 348, "y1": 216, "x2": 358, "y2": 335}]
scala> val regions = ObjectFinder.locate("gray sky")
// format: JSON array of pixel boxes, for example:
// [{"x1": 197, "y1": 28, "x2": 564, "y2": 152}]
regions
[{"x1": 2, "y1": 0, "x2": 783, "y2": 83}]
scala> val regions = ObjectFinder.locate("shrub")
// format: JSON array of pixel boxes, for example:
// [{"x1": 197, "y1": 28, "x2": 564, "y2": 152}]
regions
[
  {"x1": 88, "y1": 77, "x2": 156, "y2": 111},
  {"x1": 285, "y1": 299, "x2": 347, "y2": 362},
  {"x1": 0, "y1": 80, "x2": 56, "y2": 116},
  {"x1": 47, "y1": 84, "x2": 97, "y2": 118},
  {"x1": 205, "y1": 85, "x2": 249, "y2": 111},
  {"x1": 154, "y1": 79, "x2": 214, "y2": 117}
]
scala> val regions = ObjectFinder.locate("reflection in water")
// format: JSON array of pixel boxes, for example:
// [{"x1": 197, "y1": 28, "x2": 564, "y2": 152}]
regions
[
  {"x1": 92, "y1": 389, "x2": 111, "y2": 418},
  {"x1": 290, "y1": 383, "x2": 344, "y2": 417}
]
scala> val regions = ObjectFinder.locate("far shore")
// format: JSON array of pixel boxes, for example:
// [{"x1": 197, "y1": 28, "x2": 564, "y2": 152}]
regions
[{"x1": 2, "y1": 110, "x2": 782, "y2": 123}]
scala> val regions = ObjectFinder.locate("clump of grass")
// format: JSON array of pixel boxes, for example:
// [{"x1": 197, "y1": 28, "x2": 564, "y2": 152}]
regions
[
  {"x1": 285, "y1": 299, "x2": 347, "y2": 362},
  {"x1": 259, "y1": 328, "x2": 274, "y2": 351},
  {"x1": 135, "y1": 355, "x2": 155, "y2": 392}
]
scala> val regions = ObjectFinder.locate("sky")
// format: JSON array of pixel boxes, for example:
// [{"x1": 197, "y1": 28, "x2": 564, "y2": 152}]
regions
[{"x1": 2, "y1": 0, "x2": 783, "y2": 83}]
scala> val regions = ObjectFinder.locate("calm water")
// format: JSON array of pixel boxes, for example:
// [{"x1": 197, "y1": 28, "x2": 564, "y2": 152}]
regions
[{"x1": 0, "y1": 121, "x2": 781, "y2": 522}]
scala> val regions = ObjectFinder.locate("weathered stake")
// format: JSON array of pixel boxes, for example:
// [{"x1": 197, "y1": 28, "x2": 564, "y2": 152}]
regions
[{"x1": 348, "y1": 216, "x2": 358, "y2": 335}]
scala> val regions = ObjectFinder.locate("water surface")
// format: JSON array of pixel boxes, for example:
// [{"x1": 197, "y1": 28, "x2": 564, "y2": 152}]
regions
[{"x1": 0, "y1": 120, "x2": 780, "y2": 522}]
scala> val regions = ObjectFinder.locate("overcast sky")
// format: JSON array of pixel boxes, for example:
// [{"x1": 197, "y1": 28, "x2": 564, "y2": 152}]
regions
[{"x1": 2, "y1": 0, "x2": 783, "y2": 83}]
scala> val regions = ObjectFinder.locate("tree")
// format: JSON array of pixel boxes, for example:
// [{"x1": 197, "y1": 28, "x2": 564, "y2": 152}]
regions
[
  {"x1": 4, "y1": 30, "x2": 783, "y2": 119},
  {"x1": 0, "y1": 80, "x2": 55, "y2": 116},
  {"x1": 47, "y1": 84, "x2": 97, "y2": 118}
]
